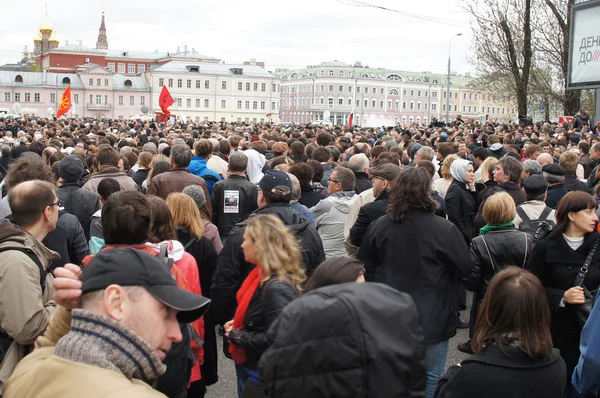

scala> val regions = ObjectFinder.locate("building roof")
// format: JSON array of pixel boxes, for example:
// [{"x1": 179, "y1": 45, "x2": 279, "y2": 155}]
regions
[
  {"x1": 112, "y1": 74, "x2": 150, "y2": 90},
  {"x1": 152, "y1": 61, "x2": 275, "y2": 78},
  {"x1": 0, "y1": 71, "x2": 84, "y2": 89},
  {"x1": 273, "y1": 60, "x2": 476, "y2": 88},
  {"x1": 48, "y1": 43, "x2": 218, "y2": 62}
]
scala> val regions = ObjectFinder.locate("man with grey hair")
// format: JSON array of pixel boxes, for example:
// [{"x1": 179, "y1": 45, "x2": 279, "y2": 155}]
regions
[
  {"x1": 348, "y1": 153, "x2": 372, "y2": 194},
  {"x1": 523, "y1": 159, "x2": 542, "y2": 178},
  {"x1": 287, "y1": 173, "x2": 315, "y2": 226},
  {"x1": 142, "y1": 142, "x2": 157, "y2": 155},
  {"x1": 211, "y1": 151, "x2": 258, "y2": 243},
  {"x1": 311, "y1": 166, "x2": 357, "y2": 257},
  {"x1": 147, "y1": 145, "x2": 211, "y2": 217}
]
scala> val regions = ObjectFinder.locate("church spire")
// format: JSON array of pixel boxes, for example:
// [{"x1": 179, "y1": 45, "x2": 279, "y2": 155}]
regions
[{"x1": 96, "y1": 11, "x2": 108, "y2": 50}]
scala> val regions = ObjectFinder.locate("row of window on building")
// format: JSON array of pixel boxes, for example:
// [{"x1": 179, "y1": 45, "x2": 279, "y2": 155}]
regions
[
  {"x1": 287, "y1": 85, "x2": 439, "y2": 98},
  {"x1": 440, "y1": 104, "x2": 513, "y2": 115},
  {"x1": 2, "y1": 92, "x2": 146, "y2": 107},
  {"x1": 172, "y1": 98, "x2": 278, "y2": 112},
  {"x1": 106, "y1": 63, "x2": 146, "y2": 75},
  {"x1": 283, "y1": 96, "x2": 438, "y2": 112},
  {"x1": 158, "y1": 79, "x2": 279, "y2": 93}
]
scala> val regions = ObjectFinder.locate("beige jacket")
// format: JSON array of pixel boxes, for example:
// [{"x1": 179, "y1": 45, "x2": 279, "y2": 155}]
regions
[
  {"x1": 0, "y1": 221, "x2": 57, "y2": 392},
  {"x1": 4, "y1": 307, "x2": 165, "y2": 398},
  {"x1": 83, "y1": 166, "x2": 139, "y2": 193}
]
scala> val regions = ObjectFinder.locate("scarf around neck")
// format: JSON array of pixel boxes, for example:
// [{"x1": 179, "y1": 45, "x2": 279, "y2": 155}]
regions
[
  {"x1": 230, "y1": 266, "x2": 264, "y2": 364},
  {"x1": 54, "y1": 309, "x2": 166, "y2": 381},
  {"x1": 479, "y1": 222, "x2": 515, "y2": 235}
]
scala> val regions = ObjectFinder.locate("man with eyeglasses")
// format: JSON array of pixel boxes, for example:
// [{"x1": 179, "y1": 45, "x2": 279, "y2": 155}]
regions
[{"x1": 0, "y1": 180, "x2": 60, "y2": 394}]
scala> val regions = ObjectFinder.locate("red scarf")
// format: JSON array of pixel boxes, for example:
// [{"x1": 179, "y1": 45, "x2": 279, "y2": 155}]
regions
[{"x1": 230, "y1": 266, "x2": 264, "y2": 364}]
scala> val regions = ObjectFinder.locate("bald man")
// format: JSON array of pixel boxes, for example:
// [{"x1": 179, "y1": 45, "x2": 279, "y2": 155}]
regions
[
  {"x1": 0, "y1": 180, "x2": 59, "y2": 392},
  {"x1": 537, "y1": 153, "x2": 554, "y2": 167}
]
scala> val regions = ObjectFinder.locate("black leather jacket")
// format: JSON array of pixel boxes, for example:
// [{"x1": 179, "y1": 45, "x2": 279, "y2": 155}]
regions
[
  {"x1": 228, "y1": 278, "x2": 298, "y2": 369},
  {"x1": 464, "y1": 227, "x2": 531, "y2": 296}
]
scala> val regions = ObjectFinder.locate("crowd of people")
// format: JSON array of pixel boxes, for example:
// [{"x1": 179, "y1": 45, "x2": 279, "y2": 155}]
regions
[{"x1": 1, "y1": 113, "x2": 600, "y2": 397}]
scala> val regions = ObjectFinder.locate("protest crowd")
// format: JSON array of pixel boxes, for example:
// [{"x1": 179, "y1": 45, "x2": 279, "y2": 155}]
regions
[{"x1": 1, "y1": 112, "x2": 600, "y2": 398}]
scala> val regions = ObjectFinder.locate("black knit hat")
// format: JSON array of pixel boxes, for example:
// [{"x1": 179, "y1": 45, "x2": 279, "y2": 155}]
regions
[{"x1": 58, "y1": 156, "x2": 84, "y2": 182}]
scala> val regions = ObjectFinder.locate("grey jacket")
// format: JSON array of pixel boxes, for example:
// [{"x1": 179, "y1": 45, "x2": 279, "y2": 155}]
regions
[{"x1": 311, "y1": 191, "x2": 357, "y2": 257}]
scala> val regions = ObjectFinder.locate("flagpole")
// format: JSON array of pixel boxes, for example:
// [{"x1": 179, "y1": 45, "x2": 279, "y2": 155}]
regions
[{"x1": 172, "y1": 102, "x2": 185, "y2": 124}]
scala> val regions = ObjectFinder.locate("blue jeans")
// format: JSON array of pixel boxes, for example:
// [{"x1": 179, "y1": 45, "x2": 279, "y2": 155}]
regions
[
  {"x1": 425, "y1": 339, "x2": 450, "y2": 398},
  {"x1": 235, "y1": 364, "x2": 250, "y2": 398}
]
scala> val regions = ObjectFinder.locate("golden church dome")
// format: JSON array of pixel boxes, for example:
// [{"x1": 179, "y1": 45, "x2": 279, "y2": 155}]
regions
[
  {"x1": 34, "y1": 30, "x2": 42, "y2": 42},
  {"x1": 49, "y1": 30, "x2": 58, "y2": 42},
  {"x1": 39, "y1": 14, "x2": 53, "y2": 32}
]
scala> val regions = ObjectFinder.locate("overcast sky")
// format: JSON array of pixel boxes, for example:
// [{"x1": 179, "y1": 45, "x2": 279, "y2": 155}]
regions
[{"x1": 1, "y1": 0, "x2": 473, "y2": 76}]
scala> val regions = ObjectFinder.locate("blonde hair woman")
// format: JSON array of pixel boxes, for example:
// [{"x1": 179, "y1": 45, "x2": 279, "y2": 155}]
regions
[
  {"x1": 460, "y1": 191, "x2": 530, "y2": 354},
  {"x1": 143, "y1": 154, "x2": 170, "y2": 191},
  {"x1": 434, "y1": 154, "x2": 459, "y2": 198},
  {"x1": 166, "y1": 193, "x2": 220, "y2": 391},
  {"x1": 475, "y1": 157, "x2": 499, "y2": 195},
  {"x1": 224, "y1": 214, "x2": 305, "y2": 397}
]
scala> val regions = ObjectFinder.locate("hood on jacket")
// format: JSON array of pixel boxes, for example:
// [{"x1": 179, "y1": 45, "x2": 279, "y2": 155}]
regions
[
  {"x1": 187, "y1": 156, "x2": 208, "y2": 175},
  {"x1": 327, "y1": 191, "x2": 356, "y2": 214},
  {"x1": 145, "y1": 240, "x2": 186, "y2": 262},
  {"x1": 259, "y1": 282, "x2": 425, "y2": 397}
]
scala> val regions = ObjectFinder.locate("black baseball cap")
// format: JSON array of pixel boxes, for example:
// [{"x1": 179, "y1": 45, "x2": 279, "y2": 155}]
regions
[{"x1": 82, "y1": 248, "x2": 210, "y2": 323}]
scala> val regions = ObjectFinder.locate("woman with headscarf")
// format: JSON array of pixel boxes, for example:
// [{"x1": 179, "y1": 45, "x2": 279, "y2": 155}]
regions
[{"x1": 445, "y1": 158, "x2": 478, "y2": 245}]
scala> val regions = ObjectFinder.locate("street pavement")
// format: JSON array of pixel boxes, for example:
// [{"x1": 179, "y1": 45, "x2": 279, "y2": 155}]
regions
[{"x1": 206, "y1": 302, "x2": 472, "y2": 397}]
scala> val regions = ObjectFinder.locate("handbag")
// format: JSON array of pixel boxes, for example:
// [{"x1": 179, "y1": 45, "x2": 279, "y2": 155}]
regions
[{"x1": 572, "y1": 238, "x2": 600, "y2": 328}]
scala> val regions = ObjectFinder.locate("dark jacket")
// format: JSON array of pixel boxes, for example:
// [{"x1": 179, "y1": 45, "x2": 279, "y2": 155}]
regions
[
  {"x1": 580, "y1": 153, "x2": 592, "y2": 180},
  {"x1": 587, "y1": 158, "x2": 600, "y2": 194},
  {"x1": 476, "y1": 179, "x2": 498, "y2": 201},
  {"x1": 434, "y1": 345, "x2": 566, "y2": 398},
  {"x1": 474, "y1": 182, "x2": 527, "y2": 231},
  {"x1": 564, "y1": 174, "x2": 587, "y2": 193},
  {"x1": 320, "y1": 163, "x2": 334, "y2": 186},
  {"x1": 56, "y1": 182, "x2": 101, "y2": 239},
  {"x1": 464, "y1": 227, "x2": 531, "y2": 296},
  {"x1": 358, "y1": 210, "x2": 471, "y2": 345},
  {"x1": 574, "y1": 113, "x2": 590, "y2": 130},
  {"x1": 148, "y1": 168, "x2": 212, "y2": 217},
  {"x1": 228, "y1": 279, "x2": 298, "y2": 370},
  {"x1": 445, "y1": 179, "x2": 478, "y2": 244},
  {"x1": 546, "y1": 184, "x2": 569, "y2": 209},
  {"x1": 132, "y1": 168, "x2": 149, "y2": 187},
  {"x1": 259, "y1": 283, "x2": 426, "y2": 397},
  {"x1": 211, "y1": 203, "x2": 325, "y2": 325},
  {"x1": 526, "y1": 232, "x2": 600, "y2": 377},
  {"x1": 176, "y1": 229, "x2": 219, "y2": 386},
  {"x1": 354, "y1": 171, "x2": 373, "y2": 194},
  {"x1": 42, "y1": 211, "x2": 89, "y2": 271},
  {"x1": 349, "y1": 189, "x2": 389, "y2": 248},
  {"x1": 211, "y1": 174, "x2": 258, "y2": 238},
  {"x1": 298, "y1": 184, "x2": 325, "y2": 209}
]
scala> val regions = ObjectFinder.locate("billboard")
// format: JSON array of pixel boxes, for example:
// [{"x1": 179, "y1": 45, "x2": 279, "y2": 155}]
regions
[{"x1": 567, "y1": 0, "x2": 600, "y2": 90}]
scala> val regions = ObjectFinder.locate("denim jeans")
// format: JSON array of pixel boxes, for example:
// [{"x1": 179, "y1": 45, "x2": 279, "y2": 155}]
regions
[
  {"x1": 235, "y1": 364, "x2": 250, "y2": 398},
  {"x1": 425, "y1": 339, "x2": 450, "y2": 398}
]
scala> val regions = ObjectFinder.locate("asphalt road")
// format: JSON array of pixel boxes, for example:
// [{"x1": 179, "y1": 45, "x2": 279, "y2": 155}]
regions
[{"x1": 206, "y1": 298, "x2": 472, "y2": 398}]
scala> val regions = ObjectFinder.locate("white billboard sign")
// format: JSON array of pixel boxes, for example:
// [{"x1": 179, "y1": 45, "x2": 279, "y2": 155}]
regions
[{"x1": 568, "y1": 0, "x2": 600, "y2": 89}]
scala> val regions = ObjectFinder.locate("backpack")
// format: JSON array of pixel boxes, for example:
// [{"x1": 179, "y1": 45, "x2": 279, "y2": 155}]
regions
[
  {"x1": 516, "y1": 206, "x2": 555, "y2": 245},
  {"x1": 0, "y1": 242, "x2": 46, "y2": 363}
]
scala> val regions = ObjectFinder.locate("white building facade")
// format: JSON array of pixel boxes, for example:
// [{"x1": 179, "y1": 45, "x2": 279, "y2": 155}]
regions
[
  {"x1": 0, "y1": 66, "x2": 150, "y2": 119},
  {"x1": 149, "y1": 61, "x2": 281, "y2": 123},
  {"x1": 275, "y1": 61, "x2": 443, "y2": 127}
]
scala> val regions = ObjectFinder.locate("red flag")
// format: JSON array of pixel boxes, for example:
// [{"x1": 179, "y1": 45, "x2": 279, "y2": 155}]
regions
[
  {"x1": 158, "y1": 86, "x2": 174, "y2": 113},
  {"x1": 56, "y1": 86, "x2": 72, "y2": 118},
  {"x1": 348, "y1": 112, "x2": 354, "y2": 127}
]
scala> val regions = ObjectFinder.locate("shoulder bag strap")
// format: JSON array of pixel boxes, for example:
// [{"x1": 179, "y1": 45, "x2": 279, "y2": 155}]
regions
[
  {"x1": 516, "y1": 206, "x2": 530, "y2": 222},
  {"x1": 522, "y1": 232, "x2": 529, "y2": 268},
  {"x1": 183, "y1": 238, "x2": 198, "y2": 251},
  {"x1": 539, "y1": 206, "x2": 553, "y2": 220},
  {"x1": 574, "y1": 238, "x2": 600, "y2": 287},
  {"x1": 480, "y1": 235, "x2": 496, "y2": 272}
]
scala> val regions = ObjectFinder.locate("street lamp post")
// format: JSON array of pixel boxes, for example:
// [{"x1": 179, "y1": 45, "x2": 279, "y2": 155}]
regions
[{"x1": 446, "y1": 33, "x2": 462, "y2": 124}]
